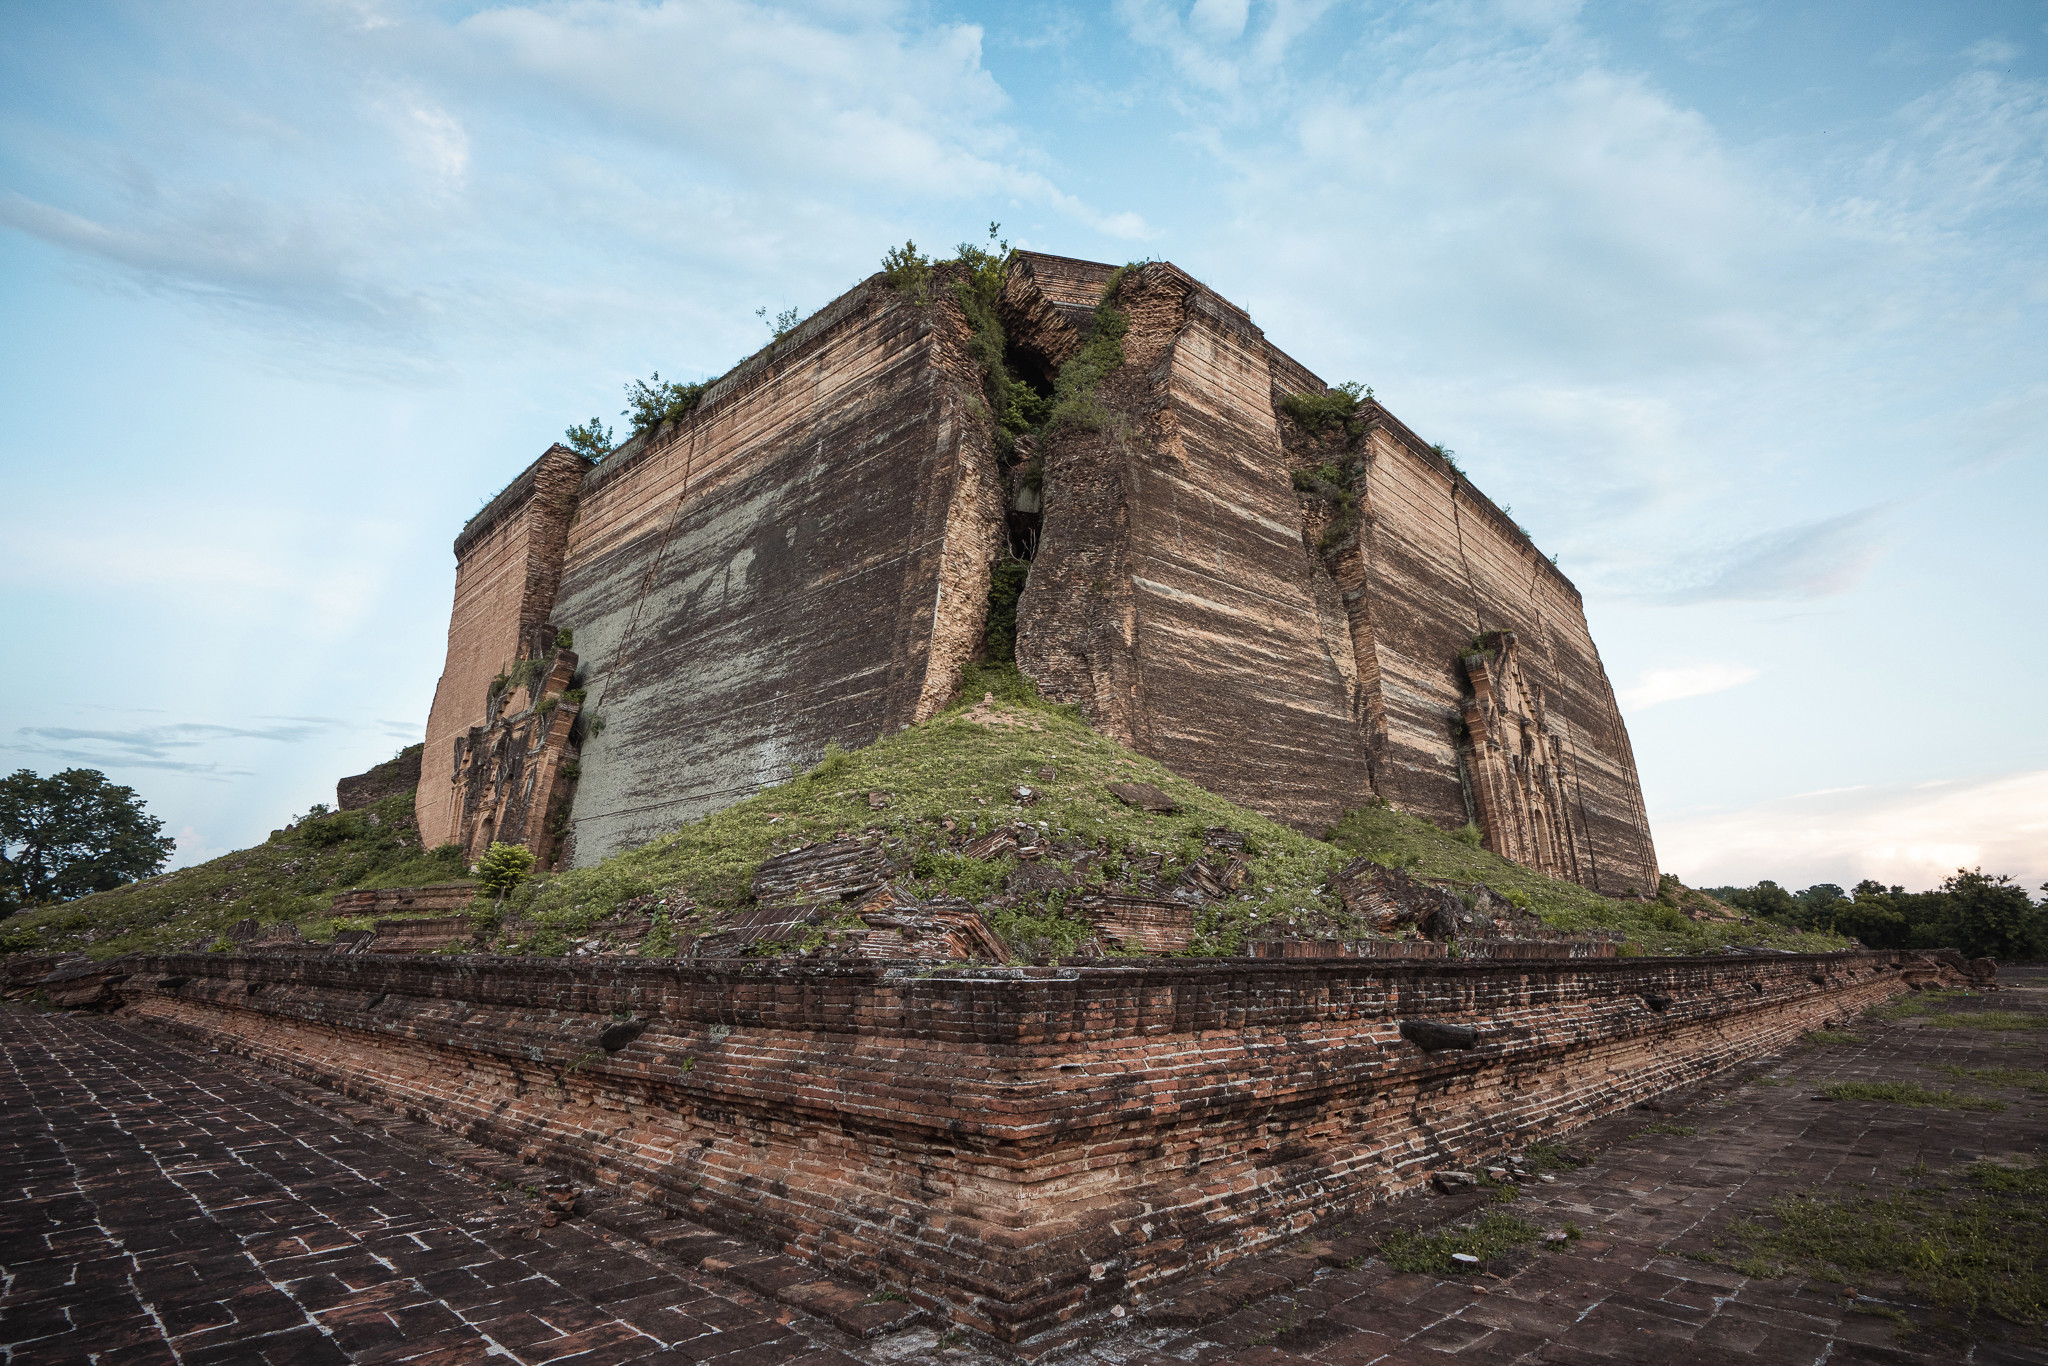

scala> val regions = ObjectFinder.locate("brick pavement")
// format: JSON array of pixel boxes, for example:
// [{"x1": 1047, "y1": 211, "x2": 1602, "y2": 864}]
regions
[
  {"x1": 0, "y1": 1009, "x2": 866, "y2": 1365},
  {"x1": 3, "y1": 971, "x2": 2042, "y2": 1365}
]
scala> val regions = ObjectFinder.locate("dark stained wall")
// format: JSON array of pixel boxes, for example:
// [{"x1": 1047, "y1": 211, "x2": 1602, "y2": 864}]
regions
[{"x1": 550, "y1": 274, "x2": 1002, "y2": 865}]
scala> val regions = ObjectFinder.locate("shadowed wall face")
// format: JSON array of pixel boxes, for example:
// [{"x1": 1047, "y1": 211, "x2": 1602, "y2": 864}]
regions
[{"x1": 1017, "y1": 261, "x2": 1372, "y2": 834}]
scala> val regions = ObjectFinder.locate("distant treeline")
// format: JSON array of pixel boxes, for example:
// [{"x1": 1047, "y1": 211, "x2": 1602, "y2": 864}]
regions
[{"x1": 1700, "y1": 869, "x2": 2046, "y2": 961}]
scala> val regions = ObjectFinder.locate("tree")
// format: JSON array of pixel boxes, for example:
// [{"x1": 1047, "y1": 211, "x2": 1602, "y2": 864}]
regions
[
  {"x1": 1910, "y1": 868, "x2": 2044, "y2": 960},
  {"x1": 475, "y1": 841, "x2": 535, "y2": 898},
  {"x1": 0, "y1": 769, "x2": 177, "y2": 917},
  {"x1": 562, "y1": 417, "x2": 612, "y2": 460}
]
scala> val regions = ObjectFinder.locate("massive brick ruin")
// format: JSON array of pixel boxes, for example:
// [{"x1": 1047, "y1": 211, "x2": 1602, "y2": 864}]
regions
[{"x1": 417, "y1": 252, "x2": 1658, "y2": 896}]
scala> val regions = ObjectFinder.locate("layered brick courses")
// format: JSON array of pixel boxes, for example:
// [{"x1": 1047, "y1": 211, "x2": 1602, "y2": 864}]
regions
[{"x1": 111, "y1": 949, "x2": 1913, "y2": 1341}]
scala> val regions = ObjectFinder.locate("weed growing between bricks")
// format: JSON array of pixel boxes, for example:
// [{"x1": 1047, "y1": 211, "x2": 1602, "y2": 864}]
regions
[
  {"x1": 1712, "y1": 1157, "x2": 2048, "y2": 1340},
  {"x1": 1379, "y1": 1211, "x2": 1546, "y2": 1273},
  {"x1": 1937, "y1": 1064, "x2": 2048, "y2": 1094},
  {"x1": 1821, "y1": 1080, "x2": 2006, "y2": 1112},
  {"x1": 1806, "y1": 1028, "x2": 1867, "y2": 1045}
]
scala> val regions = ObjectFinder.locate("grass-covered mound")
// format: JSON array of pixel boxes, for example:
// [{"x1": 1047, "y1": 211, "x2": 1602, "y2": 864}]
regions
[
  {"x1": 487, "y1": 670, "x2": 1837, "y2": 959},
  {"x1": 0, "y1": 792, "x2": 467, "y2": 959},
  {"x1": 7, "y1": 670, "x2": 1843, "y2": 962}
]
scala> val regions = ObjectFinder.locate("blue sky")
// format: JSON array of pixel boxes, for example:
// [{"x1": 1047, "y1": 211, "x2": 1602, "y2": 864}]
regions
[{"x1": 3, "y1": 0, "x2": 2044, "y2": 892}]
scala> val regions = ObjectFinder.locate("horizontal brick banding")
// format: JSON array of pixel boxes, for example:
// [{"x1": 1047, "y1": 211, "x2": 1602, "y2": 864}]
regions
[{"x1": 111, "y1": 949, "x2": 1913, "y2": 1340}]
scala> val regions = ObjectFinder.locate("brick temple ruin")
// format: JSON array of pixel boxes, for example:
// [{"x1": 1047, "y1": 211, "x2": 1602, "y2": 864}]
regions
[
  {"x1": 26, "y1": 251, "x2": 1952, "y2": 1354},
  {"x1": 417, "y1": 252, "x2": 1659, "y2": 897}
]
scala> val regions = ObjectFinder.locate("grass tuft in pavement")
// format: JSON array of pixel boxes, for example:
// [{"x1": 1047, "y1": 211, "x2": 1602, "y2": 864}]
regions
[
  {"x1": 1379, "y1": 1212, "x2": 1543, "y2": 1274},
  {"x1": 1821, "y1": 1081, "x2": 2005, "y2": 1112}
]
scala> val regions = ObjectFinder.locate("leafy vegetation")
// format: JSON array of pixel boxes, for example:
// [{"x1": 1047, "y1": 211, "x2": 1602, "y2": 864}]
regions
[
  {"x1": 476, "y1": 841, "x2": 536, "y2": 898},
  {"x1": 756, "y1": 305, "x2": 802, "y2": 339},
  {"x1": 1704, "y1": 871, "x2": 2047, "y2": 959},
  {"x1": 1278, "y1": 380, "x2": 1370, "y2": 437},
  {"x1": 622, "y1": 372, "x2": 708, "y2": 437},
  {"x1": 1714, "y1": 1158, "x2": 2048, "y2": 1336},
  {"x1": 0, "y1": 790, "x2": 468, "y2": 958},
  {"x1": 562, "y1": 417, "x2": 613, "y2": 460},
  {"x1": 1043, "y1": 266, "x2": 1129, "y2": 433},
  {"x1": 2, "y1": 768, "x2": 177, "y2": 916},
  {"x1": 982, "y1": 558, "x2": 1031, "y2": 664}
]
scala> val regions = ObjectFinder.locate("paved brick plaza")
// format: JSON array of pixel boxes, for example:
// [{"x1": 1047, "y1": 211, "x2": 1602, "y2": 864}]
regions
[{"x1": 3, "y1": 971, "x2": 2041, "y2": 1365}]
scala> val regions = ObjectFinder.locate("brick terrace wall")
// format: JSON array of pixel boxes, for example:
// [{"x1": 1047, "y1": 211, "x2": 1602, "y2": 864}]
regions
[
  {"x1": 552, "y1": 272, "x2": 1002, "y2": 865},
  {"x1": 115, "y1": 950, "x2": 1907, "y2": 1340}
]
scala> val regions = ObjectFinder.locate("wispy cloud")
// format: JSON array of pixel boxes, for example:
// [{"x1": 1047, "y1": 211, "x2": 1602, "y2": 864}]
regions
[
  {"x1": 1663, "y1": 505, "x2": 1899, "y2": 604},
  {"x1": 1619, "y1": 662, "x2": 1759, "y2": 711},
  {"x1": 1658, "y1": 769, "x2": 2048, "y2": 891},
  {"x1": 7, "y1": 720, "x2": 343, "y2": 772}
]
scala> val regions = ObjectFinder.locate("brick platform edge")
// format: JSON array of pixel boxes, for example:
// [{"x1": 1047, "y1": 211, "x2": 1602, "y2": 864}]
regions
[{"x1": 100, "y1": 949, "x2": 1925, "y2": 1341}]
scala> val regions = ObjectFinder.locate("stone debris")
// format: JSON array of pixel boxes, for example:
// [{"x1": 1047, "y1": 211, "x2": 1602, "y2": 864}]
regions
[
  {"x1": 1072, "y1": 893, "x2": 1195, "y2": 954},
  {"x1": 750, "y1": 835, "x2": 898, "y2": 906},
  {"x1": 1106, "y1": 781, "x2": 1179, "y2": 814}
]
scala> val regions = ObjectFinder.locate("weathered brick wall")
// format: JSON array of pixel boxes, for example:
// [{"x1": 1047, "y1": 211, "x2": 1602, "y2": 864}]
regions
[
  {"x1": 115, "y1": 950, "x2": 1910, "y2": 1339},
  {"x1": 1017, "y1": 262, "x2": 1371, "y2": 832},
  {"x1": 1345, "y1": 408, "x2": 1658, "y2": 893},
  {"x1": 550, "y1": 273, "x2": 1001, "y2": 865}
]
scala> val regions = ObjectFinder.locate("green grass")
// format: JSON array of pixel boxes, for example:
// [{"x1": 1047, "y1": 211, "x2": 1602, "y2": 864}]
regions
[
  {"x1": 1923, "y1": 1011, "x2": 2048, "y2": 1032},
  {"x1": 1821, "y1": 1081, "x2": 2005, "y2": 1113},
  {"x1": 1637, "y1": 1122, "x2": 1699, "y2": 1137},
  {"x1": 11, "y1": 674, "x2": 1849, "y2": 963},
  {"x1": 1520, "y1": 1141, "x2": 1589, "y2": 1174},
  {"x1": 1937, "y1": 1066, "x2": 2048, "y2": 1095},
  {"x1": 492, "y1": 679, "x2": 1354, "y2": 955},
  {"x1": 1325, "y1": 804, "x2": 1842, "y2": 957},
  {"x1": 0, "y1": 792, "x2": 468, "y2": 959},
  {"x1": 1380, "y1": 1212, "x2": 1544, "y2": 1274},
  {"x1": 1869, "y1": 990, "x2": 1981, "y2": 1022},
  {"x1": 1715, "y1": 1158, "x2": 2048, "y2": 1335}
]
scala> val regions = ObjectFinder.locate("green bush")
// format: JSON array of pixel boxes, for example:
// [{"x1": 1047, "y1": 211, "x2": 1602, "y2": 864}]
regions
[
  {"x1": 984, "y1": 559, "x2": 1031, "y2": 664},
  {"x1": 623, "y1": 372, "x2": 707, "y2": 436},
  {"x1": 476, "y1": 842, "x2": 537, "y2": 898},
  {"x1": 563, "y1": 418, "x2": 612, "y2": 460},
  {"x1": 1279, "y1": 381, "x2": 1370, "y2": 436}
]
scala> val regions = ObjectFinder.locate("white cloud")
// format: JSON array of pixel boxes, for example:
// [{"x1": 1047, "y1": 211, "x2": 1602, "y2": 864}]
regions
[
  {"x1": 1657, "y1": 769, "x2": 2048, "y2": 891},
  {"x1": 1618, "y1": 662, "x2": 1758, "y2": 711}
]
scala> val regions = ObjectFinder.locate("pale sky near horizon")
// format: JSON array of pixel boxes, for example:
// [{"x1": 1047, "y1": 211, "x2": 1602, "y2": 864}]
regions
[{"x1": 3, "y1": 0, "x2": 2044, "y2": 895}]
